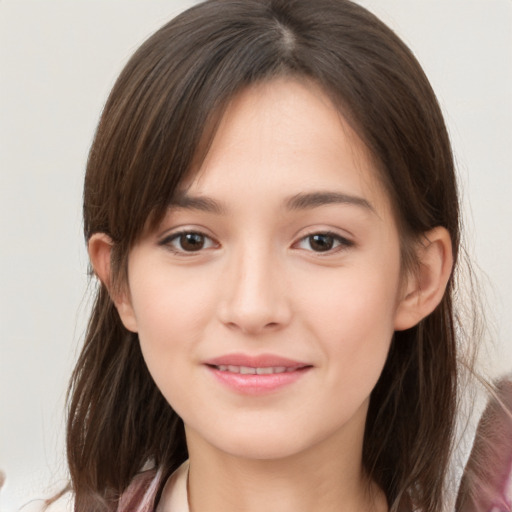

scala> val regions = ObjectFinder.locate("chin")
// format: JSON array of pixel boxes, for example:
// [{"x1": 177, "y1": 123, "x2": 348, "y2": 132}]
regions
[
  {"x1": 223, "y1": 437, "x2": 304, "y2": 461},
  {"x1": 187, "y1": 421, "x2": 338, "y2": 463}
]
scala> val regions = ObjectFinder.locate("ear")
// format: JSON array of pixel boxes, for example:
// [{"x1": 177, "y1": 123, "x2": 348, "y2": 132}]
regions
[
  {"x1": 394, "y1": 227, "x2": 453, "y2": 331},
  {"x1": 88, "y1": 233, "x2": 138, "y2": 333}
]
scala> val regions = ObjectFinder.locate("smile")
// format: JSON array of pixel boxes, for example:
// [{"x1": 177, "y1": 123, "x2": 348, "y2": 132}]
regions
[
  {"x1": 213, "y1": 365, "x2": 300, "y2": 374},
  {"x1": 204, "y1": 354, "x2": 312, "y2": 395}
]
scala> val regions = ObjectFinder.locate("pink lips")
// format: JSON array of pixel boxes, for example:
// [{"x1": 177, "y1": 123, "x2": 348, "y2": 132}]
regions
[{"x1": 204, "y1": 353, "x2": 312, "y2": 395}]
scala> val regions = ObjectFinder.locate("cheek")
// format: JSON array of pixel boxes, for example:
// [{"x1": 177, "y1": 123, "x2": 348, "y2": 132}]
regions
[
  {"x1": 130, "y1": 264, "x2": 215, "y2": 340},
  {"x1": 300, "y1": 259, "x2": 400, "y2": 330},
  {"x1": 296, "y1": 259, "x2": 401, "y2": 384},
  {"x1": 127, "y1": 266, "x2": 216, "y2": 394}
]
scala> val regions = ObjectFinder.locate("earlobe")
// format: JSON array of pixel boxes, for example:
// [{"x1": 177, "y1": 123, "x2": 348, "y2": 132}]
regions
[
  {"x1": 394, "y1": 227, "x2": 453, "y2": 331},
  {"x1": 88, "y1": 233, "x2": 139, "y2": 333}
]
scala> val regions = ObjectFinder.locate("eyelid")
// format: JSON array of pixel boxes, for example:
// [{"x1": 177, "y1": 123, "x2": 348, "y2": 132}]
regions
[
  {"x1": 157, "y1": 226, "x2": 354, "y2": 256},
  {"x1": 158, "y1": 228, "x2": 219, "y2": 254},
  {"x1": 293, "y1": 230, "x2": 355, "y2": 254}
]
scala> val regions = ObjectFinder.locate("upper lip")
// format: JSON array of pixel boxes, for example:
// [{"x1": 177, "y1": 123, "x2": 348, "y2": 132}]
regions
[{"x1": 204, "y1": 353, "x2": 310, "y2": 369}]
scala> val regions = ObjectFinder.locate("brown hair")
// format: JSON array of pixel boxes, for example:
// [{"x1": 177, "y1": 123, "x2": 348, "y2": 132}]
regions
[{"x1": 67, "y1": 1, "x2": 464, "y2": 510}]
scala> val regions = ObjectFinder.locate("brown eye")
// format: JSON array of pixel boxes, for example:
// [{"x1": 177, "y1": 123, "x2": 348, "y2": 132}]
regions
[
  {"x1": 179, "y1": 233, "x2": 205, "y2": 251},
  {"x1": 308, "y1": 234, "x2": 335, "y2": 252},
  {"x1": 296, "y1": 232, "x2": 354, "y2": 253},
  {"x1": 160, "y1": 231, "x2": 217, "y2": 253}
]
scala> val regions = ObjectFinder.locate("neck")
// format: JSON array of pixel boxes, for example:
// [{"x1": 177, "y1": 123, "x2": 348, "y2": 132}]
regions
[{"x1": 183, "y1": 411, "x2": 388, "y2": 512}]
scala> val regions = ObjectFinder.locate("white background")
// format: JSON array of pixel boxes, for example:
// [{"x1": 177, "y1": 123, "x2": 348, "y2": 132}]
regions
[{"x1": 1, "y1": 1, "x2": 511, "y2": 510}]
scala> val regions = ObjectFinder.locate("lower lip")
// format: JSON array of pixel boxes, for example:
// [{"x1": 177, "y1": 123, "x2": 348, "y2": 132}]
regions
[{"x1": 207, "y1": 366, "x2": 311, "y2": 395}]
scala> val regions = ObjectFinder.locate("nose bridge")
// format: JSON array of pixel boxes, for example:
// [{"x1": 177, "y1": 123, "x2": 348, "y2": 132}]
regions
[{"x1": 218, "y1": 237, "x2": 290, "y2": 333}]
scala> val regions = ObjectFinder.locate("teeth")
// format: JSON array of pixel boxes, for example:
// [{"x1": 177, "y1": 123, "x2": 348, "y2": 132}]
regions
[
  {"x1": 215, "y1": 365, "x2": 299, "y2": 375},
  {"x1": 256, "y1": 367, "x2": 273, "y2": 375}
]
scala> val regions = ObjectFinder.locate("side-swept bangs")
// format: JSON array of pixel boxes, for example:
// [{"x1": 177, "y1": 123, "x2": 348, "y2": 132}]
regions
[{"x1": 84, "y1": 0, "x2": 457, "y2": 278}]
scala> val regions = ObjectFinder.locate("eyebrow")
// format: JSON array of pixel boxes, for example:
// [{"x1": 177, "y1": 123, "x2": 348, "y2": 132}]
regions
[
  {"x1": 285, "y1": 191, "x2": 375, "y2": 213},
  {"x1": 170, "y1": 192, "x2": 226, "y2": 215},
  {"x1": 169, "y1": 190, "x2": 374, "y2": 215}
]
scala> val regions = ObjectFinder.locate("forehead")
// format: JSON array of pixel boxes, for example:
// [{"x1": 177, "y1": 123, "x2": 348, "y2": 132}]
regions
[{"x1": 182, "y1": 78, "x2": 391, "y2": 218}]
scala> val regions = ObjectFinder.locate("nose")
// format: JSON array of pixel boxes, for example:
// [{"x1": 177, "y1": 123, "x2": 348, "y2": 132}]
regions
[{"x1": 217, "y1": 245, "x2": 292, "y2": 335}]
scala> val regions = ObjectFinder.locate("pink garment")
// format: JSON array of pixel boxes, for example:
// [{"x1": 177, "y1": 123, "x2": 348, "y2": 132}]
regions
[
  {"x1": 117, "y1": 461, "x2": 189, "y2": 512},
  {"x1": 457, "y1": 378, "x2": 512, "y2": 512},
  {"x1": 117, "y1": 387, "x2": 512, "y2": 512},
  {"x1": 116, "y1": 469, "x2": 161, "y2": 512}
]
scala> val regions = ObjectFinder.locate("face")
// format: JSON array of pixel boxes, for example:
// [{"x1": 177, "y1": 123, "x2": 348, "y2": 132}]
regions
[{"x1": 118, "y1": 78, "x2": 410, "y2": 461}]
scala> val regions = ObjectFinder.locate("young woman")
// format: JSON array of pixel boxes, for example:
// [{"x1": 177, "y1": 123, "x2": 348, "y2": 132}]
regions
[{"x1": 59, "y1": 0, "x2": 493, "y2": 511}]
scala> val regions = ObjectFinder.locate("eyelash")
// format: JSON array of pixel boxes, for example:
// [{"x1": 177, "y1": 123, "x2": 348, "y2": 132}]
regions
[
  {"x1": 294, "y1": 231, "x2": 354, "y2": 254},
  {"x1": 159, "y1": 231, "x2": 218, "y2": 254},
  {"x1": 159, "y1": 230, "x2": 354, "y2": 255}
]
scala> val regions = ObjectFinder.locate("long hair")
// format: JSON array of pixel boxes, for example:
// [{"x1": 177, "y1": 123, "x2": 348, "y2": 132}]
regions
[{"x1": 68, "y1": 1, "x2": 464, "y2": 510}]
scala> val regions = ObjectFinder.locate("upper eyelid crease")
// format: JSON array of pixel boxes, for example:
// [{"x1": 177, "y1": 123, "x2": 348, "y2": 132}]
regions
[
  {"x1": 296, "y1": 232, "x2": 355, "y2": 250},
  {"x1": 160, "y1": 230, "x2": 215, "y2": 243},
  {"x1": 159, "y1": 231, "x2": 218, "y2": 254},
  {"x1": 159, "y1": 230, "x2": 352, "y2": 254}
]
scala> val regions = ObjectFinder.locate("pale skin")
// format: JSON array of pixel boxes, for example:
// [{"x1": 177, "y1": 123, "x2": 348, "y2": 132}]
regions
[{"x1": 89, "y1": 78, "x2": 453, "y2": 512}]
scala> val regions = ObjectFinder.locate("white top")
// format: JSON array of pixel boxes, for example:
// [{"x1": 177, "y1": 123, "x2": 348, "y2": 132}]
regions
[{"x1": 156, "y1": 460, "x2": 190, "y2": 512}]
